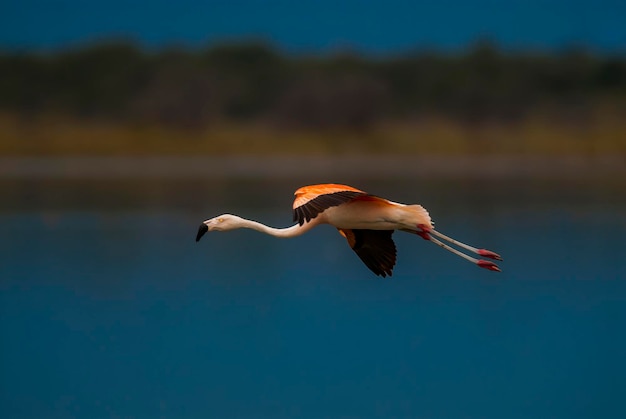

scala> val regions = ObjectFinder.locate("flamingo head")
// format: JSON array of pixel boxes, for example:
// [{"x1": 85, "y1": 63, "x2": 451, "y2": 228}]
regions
[{"x1": 196, "y1": 214, "x2": 244, "y2": 241}]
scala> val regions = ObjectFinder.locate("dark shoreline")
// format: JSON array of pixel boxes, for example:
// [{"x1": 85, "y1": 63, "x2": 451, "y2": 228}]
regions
[{"x1": 1, "y1": 155, "x2": 624, "y2": 179}]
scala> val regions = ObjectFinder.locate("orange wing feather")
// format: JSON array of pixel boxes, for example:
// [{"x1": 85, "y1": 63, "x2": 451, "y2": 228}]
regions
[
  {"x1": 292, "y1": 184, "x2": 369, "y2": 225},
  {"x1": 293, "y1": 184, "x2": 366, "y2": 208}
]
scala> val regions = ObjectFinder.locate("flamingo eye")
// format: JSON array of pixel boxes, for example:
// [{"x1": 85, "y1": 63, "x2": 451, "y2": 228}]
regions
[{"x1": 218, "y1": 218, "x2": 224, "y2": 223}]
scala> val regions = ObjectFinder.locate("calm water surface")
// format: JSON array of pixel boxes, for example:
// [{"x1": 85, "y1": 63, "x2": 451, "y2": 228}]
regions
[{"x1": 1, "y1": 178, "x2": 625, "y2": 418}]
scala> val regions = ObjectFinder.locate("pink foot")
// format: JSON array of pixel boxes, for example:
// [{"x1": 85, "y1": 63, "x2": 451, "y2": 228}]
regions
[
  {"x1": 477, "y1": 249, "x2": 503, "y2": 261},
  {"x1": 477, "y1": 260, "x2": 501, "y2": 272}
]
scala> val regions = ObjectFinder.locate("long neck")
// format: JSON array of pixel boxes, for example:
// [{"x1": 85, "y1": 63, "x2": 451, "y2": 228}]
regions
[{"x1": 238, "y1": 217, "x2": 318, "y2": 238}]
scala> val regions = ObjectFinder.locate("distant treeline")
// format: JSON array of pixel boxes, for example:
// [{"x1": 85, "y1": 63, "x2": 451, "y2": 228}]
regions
[{"x1": 1, "y1": 42, "x2": 625, "y2": 129}]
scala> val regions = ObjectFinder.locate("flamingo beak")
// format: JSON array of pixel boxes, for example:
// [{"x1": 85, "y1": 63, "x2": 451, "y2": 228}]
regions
[{"x1": 196, "y1": 223, "x2": 209, "y2": 242}]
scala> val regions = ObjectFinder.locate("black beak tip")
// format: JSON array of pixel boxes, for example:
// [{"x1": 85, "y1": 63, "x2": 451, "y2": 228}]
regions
[{"x1": 196, "y1": 224, "x2": 209, "y2": 242}]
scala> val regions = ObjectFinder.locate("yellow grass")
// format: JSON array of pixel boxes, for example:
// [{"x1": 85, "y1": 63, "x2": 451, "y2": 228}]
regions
[{"x1": 0, "y1": 112, "x2": 624, "y2": 156}]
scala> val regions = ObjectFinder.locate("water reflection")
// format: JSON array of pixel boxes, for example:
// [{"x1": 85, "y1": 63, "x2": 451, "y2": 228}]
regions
[{"x1": 1, "y1": 178, "x2": 625, "y2": 418}]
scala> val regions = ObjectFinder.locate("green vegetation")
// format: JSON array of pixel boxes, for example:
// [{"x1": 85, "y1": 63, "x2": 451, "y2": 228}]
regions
[{"x1": 1, "y1": 41, "x2": 625, "y2": 155}]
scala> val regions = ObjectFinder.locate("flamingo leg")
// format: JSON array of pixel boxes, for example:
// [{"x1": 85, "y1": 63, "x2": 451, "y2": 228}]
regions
[
  {"x1": 402, "y1": 226, "x2": 502, "y2": 272},
  {"x1": 429, "y1": 229, "x2": 502, "y2": 261},
  {"x1": 427, "y1": 234, "x2": 501, "y2": 272}
]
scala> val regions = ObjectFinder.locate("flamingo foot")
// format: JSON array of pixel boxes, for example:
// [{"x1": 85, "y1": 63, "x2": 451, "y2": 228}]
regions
[
  {"x1": 477, "y1": 260, "x2": 501, "y2": 272},
  {"x1": 477, "y1": 249, "x2": 503, "y2": 261}
]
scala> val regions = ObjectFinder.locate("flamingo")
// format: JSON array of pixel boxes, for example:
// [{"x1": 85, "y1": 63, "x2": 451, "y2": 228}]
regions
[{"x1": 196, "y1": 183, "x2": 501, "y2": 277}]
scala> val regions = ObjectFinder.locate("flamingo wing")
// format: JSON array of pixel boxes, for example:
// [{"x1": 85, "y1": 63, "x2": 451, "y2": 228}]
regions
[
  {"x1": 339, "y1": 229, "x2": 397, "y2": 277},
  {"x1": 293, "y1": 184, "x2": 368, "y2": 226}
]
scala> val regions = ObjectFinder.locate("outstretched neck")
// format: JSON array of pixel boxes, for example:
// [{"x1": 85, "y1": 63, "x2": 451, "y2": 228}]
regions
[{"x1": 239, "y1": 218, "x2": 317, "y2": 238}]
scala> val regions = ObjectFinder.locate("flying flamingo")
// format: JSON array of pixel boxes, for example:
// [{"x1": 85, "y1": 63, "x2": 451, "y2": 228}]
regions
[{"x1": 196, "y1": 183, "x2": 501, "y2": 277}]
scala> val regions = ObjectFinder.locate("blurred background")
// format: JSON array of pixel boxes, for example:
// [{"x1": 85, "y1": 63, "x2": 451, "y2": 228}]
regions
[{"x1": 1, "y1": 1, "x2": 625, "y2": 418}]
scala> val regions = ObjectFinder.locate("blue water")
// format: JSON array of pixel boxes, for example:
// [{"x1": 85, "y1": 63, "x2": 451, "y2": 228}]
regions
[
  {"x1": 2, "y1": 0, "x2": 626, "y2": 52},
  {"x1": 1, "y1": 179, "x2": 625, "y2": 418}
]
